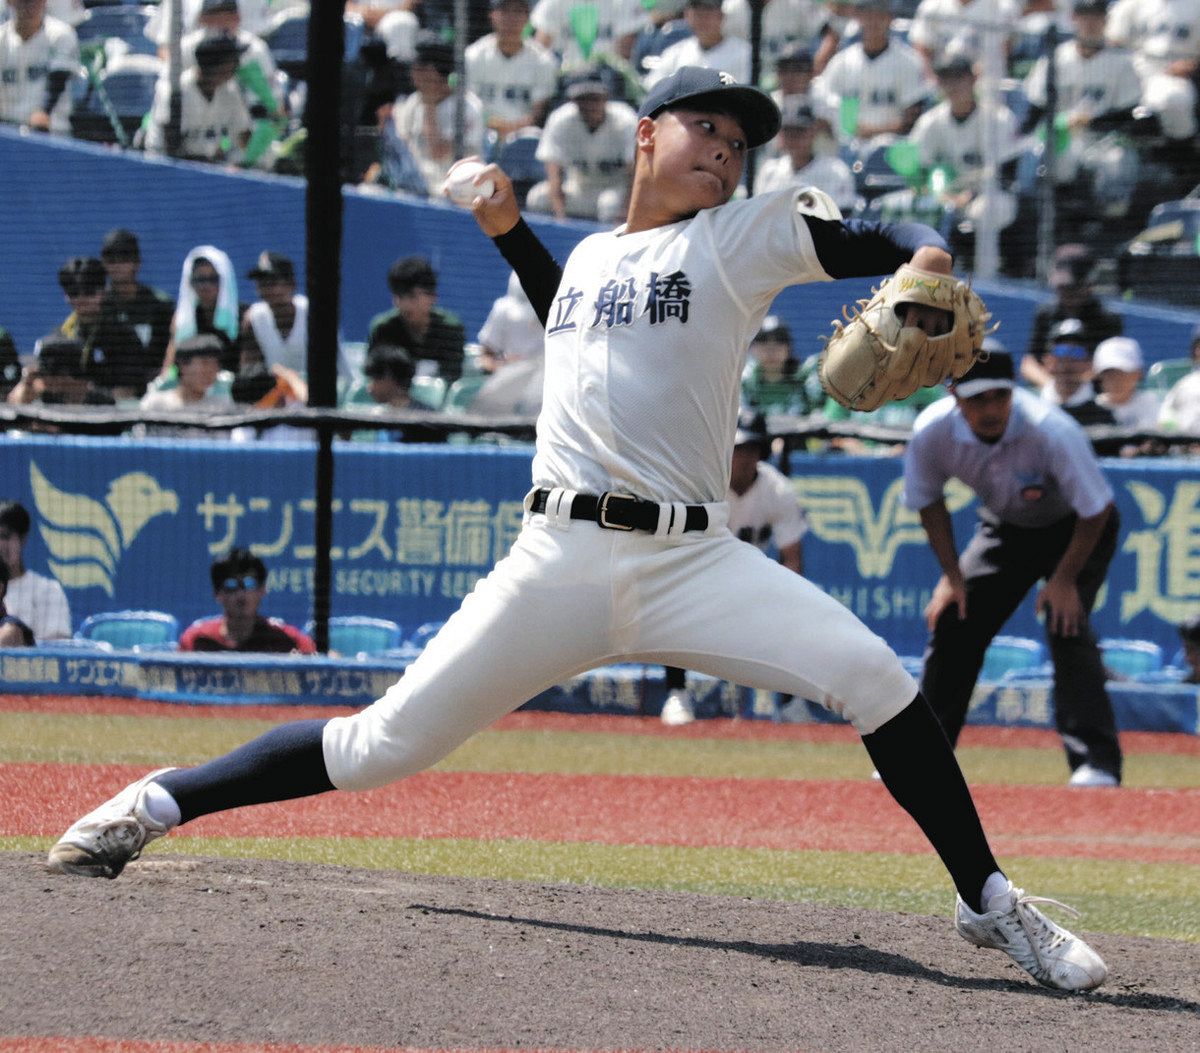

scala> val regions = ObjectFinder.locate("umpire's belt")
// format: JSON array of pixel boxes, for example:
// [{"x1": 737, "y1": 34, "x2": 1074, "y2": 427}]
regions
[{"x1": 528, "y1": 487, "x2": 709, "y2": 534}]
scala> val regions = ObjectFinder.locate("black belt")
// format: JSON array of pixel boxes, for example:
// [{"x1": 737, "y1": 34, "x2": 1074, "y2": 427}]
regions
[{"x1": 530, "y1": 488, "x2": 709, "y2": 533}]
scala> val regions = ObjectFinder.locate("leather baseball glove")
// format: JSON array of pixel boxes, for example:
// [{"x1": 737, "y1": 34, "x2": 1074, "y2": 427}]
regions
[{"x1": 818, "y1": 264, "x2": 994, "y2": 412}]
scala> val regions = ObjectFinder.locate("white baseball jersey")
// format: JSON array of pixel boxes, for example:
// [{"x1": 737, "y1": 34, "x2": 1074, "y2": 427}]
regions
[
  {"x1": 530, "y1": 0, "x2": 649, "y2": 68},
  {"x1": 754, "y1": 154, "x2": 856, "y2": 211},
  {"x1": 909, "y1": 100, "x2": 1021, "y2": 192},
  {"x1": 478, "y1": 274, "x2": 544, "y2": 364},
  {"x1": 533, "y1": 187, "x2": 834, "y2": 504},
  {"x1": 722, "y1": 0, "x2": 824, "y2": 72},
  {"x1": 728, "y1": 460, "x2": 808, "y2": 552},
  {"x1": 645, "y1": 34, "x2": 751, "y2": 88},
  {"x1": 1108, "y1": 0, "x2": 1200, "y2": 72},
  {"x1": 0, "y1": 15, "x2": 78, "y2": 133},
  {"x1": 908, "y1": 0, "x2": 1021, "y2": 57},
  {"x1": 535, "y1": 99, "x2": 638, "y2": 195},
  {"x1": 391, "y1": 89, "x2": 486, "y2": 195},
  {"x1": 245, "y1": 296, "x2": 308, "y2": 375},
  {"x1": 904, "y1": 388, "x2": 1114, "y2": 527},
  {"x1": 1024, "y1": 40, "x2": 1143, "y2": 126},
  {"x1": 145, "y1": 67, "x2": 253, "y2": 160},
  {"x1": 811, "y1": 40, "x2": 930, "y2": 139},
  {"x1": 465, "y1": 34, "x2": 559, "y2": 125},
  {"x1": 5, "y1": 569, "x2": 71, "y2": 641},
  {"x1": 1158, "y1": 369, "x2": 1200, "y2": 432}
]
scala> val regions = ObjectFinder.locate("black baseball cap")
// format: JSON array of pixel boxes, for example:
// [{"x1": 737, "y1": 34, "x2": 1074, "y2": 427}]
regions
[
  {"x1": 247, "y1": 251, "x2": 295, "y2": 283},
  {"x1": 933, "y1": 52, "x2": 974, "y2": 78},
  {"x1": 200, "y1": 0, "x2": 239, "y2": 14},
  {"x1": 951, "y1": 350, "x2": 1015, "y2": 398},
  {"x1": 754, "y1": 315, "x2": 792, "y2": 345},
  {"x1": 35, "y1": 333, "x2": 86, "y2": 376},
  {"x1": 195, "y1": 29, "x2": 246, "y2": 67},
  {"x1": 734, "y1": 408, "x2": 769, "y2": 447},
  {"x1": 637, "y1": 66, "x2": 781, "y2": 149},
  {"x1": 774, "y1": 42, "x2": 814, "y2": 70},
  {"x1": 1180, "y1": 613, "x2": 1200, "y2": 644},
  {"x1": 1073, "y1": 0, "x2": 1107, "y2": 12},
  {"x1": 100, "y1": 227, "x2": 140, "y2": 261}
]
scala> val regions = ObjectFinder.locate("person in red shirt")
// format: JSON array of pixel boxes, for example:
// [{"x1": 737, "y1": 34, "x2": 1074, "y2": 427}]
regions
[{"x1": 180, "y1": 548, "x2": 315, "y2": 654}]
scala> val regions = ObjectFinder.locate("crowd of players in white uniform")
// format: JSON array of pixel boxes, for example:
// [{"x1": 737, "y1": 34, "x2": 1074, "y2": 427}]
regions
[{"x1": 1, "y1": 0, "x2": 1198, "y2": 264}]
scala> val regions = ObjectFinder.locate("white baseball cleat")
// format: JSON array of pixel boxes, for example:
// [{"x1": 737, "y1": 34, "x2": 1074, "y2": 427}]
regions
[
  {"x1": 46, "y1": 767, "x2": 179, "y2": 879},
  {"x1": 1068, "y1": 764, "x2": 1119, "y2": 788},
  {"x1": 660, "y1": 688, "x2": 696, "y2": 726},
  {"x1": 955, "y1": 880, "x2": 1108, "y2": 991}
]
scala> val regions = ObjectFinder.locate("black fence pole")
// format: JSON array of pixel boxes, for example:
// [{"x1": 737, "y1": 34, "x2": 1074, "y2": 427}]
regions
[{"x1": 306, "y1": 0, "x2": 346, "y2": 653}]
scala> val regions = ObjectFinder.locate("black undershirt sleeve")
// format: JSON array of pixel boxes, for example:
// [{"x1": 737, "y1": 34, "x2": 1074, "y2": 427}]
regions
[
  {"x1": 803, "y1": 215, "x2": 950, "y2": 280},
  {"x1": 491, "y1": 219, "x2": 564, "y2": 327},
  {"x1": 42, "y1": 70, "x2": 71, "y2": 114}
]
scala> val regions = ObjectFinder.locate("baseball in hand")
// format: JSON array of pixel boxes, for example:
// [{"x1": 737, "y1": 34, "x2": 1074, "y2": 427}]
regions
[{"x1": 443, "y1": 160, "x2": 495, "y2": 206}]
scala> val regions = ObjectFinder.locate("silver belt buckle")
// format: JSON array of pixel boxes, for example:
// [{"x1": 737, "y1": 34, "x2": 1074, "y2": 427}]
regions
[{"x1": 597, "y1": 491, "x2": 637, "y2": 531}]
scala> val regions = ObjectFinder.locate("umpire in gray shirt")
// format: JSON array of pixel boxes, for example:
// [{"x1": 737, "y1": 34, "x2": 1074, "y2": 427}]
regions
[{"x1": 903, "y1": 351, "x2": 1122, "y2": 787}]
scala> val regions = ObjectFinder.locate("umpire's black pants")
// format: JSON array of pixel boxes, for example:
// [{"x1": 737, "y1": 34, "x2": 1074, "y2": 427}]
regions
[{"x1": 919, "y1": 511, "x2": 1123, "y2": 781}]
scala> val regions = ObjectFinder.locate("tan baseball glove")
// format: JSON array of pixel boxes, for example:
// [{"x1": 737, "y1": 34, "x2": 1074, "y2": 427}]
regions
[{"x1": 818, "y1": 264, "x2": 995, "y2": 412}]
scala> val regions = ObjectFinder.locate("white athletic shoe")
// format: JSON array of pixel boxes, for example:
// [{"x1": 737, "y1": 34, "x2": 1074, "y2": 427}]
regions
[
  {"x1": 660, "y1": 688, "x2": 696, "y2": 726},
  {"x1": 46, "y1": 767, "x2": 179, "y2": 879},
  {"x1": 1068, "y1": 764, "x2": 1119, "y2": 788},
  {"x1": 955, "y1": 880, "x2": 1108, "y2": 991}
]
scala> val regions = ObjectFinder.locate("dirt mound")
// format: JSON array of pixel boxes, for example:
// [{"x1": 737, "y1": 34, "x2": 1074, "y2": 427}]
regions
[{"x1": 1, "y1": 853, "x2": 1196, "y2": 1052}]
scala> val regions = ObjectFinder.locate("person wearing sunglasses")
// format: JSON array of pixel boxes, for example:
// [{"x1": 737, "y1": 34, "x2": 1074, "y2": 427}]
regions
[
  {"x1": 162, "y1": 245, "x2": 245, "y2": 377},
  {"x1": 179, "y1": 547, "x2": 315, "y2": 654}
]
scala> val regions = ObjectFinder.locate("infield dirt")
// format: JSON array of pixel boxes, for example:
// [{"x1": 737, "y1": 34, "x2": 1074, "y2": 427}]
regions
[{"x1": 2, "y1": 853, "x2": 1197, "y2": 1053}]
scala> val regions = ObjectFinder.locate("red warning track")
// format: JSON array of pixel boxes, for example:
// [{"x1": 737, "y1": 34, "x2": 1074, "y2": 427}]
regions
[
  {"x1": 6, "y1": 762, "x2": 1199, "y2": 865},
  {"x1": 2, "y1": 693, "x2": 1197, "y2": 755}
]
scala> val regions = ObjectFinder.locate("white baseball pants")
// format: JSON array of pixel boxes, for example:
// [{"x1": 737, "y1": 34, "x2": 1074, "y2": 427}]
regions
[{"x1": 323, "y1": 499, "x2": 916, "y2": 791}]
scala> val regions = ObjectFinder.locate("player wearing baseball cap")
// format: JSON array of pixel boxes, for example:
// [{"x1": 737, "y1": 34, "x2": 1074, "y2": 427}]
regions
[{"x1": 48, "y1": 67, "x2": 1107, "y2": 994}]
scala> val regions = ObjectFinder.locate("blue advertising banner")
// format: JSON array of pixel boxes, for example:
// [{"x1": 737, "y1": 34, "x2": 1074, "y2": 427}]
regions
[{"x1": 3, "y1": 436, "x2": 1199, "y2": 662}]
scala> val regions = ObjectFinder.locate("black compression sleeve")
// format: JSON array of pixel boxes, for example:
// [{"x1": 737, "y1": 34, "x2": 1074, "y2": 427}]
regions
[
  {"x1": 42, "y1": 70, "x2": 71, "y2": 114},
  {"x1": 492, "y1": 219, "x2": 563, "y2": 327},
  {"x1": 804, "y1": 215, "x2": 950, "y2": 280}
]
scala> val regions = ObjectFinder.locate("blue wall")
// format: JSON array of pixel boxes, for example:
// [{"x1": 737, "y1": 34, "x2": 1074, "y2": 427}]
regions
[
  {"x1": 4, "y1": 435, "x2": 1199, "y2": 662},
  {"x1": 2, "y1": 127, "x2": 1198, "y2": 365}
]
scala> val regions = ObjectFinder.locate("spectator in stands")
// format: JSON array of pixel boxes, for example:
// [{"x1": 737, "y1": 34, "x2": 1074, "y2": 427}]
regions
[
  {"x1": 1107, "y1": 0, "x2": 1200, "y2": 188},
  {"x1": 661, "y1": 410, "x2": 808, "y2": 724},
  {"x1": 239, "y1": 252, "x2": 307, "y2": 376},
  {"x1": 354, "y1": 344, "x2": 444, "y2": 442},
  {"x1": 0, "y1": 562, "x2": 35, "y2": 647},
  {"x1": 180, "y1": 547, "x2": 316, "y2": 654},
  {"x1": 905, "y1": 351, "x2": 1123, "y2": 787},
  {"x1": 1157, "y1": 323, "x2": 1200, "y2": 435},
  {"x1": 645, "y1": 0, "x2": 751, "y2": 88},
  {"x1": 181, "y1": 0, "x2": 282, "y2": 117},
  {"x1": 56, "y1": 256, "x2": 148, "y2": 399},
  {"x1": 908, "y1": 0, "x2": 1021, "y2": 77},
  {"x1": 1022, "y1": 243, "x2": 1123, "y2": 389},
  {"x1": 466, "y1": 0, "x2": 559, "y2": 139},
  {"x1": 1040, "y1": 318, "x2": 1116, "y2": 426},
  {"x1": 5, "y1": 332, "x2": 116, "y2": 412},
  {"x1": 754, "y1": 101, "x2": 856, "y2": 210},
  {"x1": 145, "y1": 30, "x2": 253, "y2": 163},
  {"x1": 386, "y1": 34, "x2": 486, "y2": 196},
  {"x1": 165, "y1": 245, "x2": 244, "y2": 375},
  {"x1": 99, "y1": 228, "x2": 174, "y2": 378},
  {"x1": 368, "y1": 256, "x2": 467, "y2": 383},
  {"x1": 0, "y1": 323, "x2": 20, "y2": 398},
  {"x1": 0, "y1": 499, "x2": 71, "y2": 640},
  {"x1": 811, "y1": 0, "x2": 931, "y2": 146},
  {"x1": 1178, "y1": 614, "x2": 1200, "y2": 684},
  {"x1": 531, "y1": 0, "x2": 649, "y2": 69},
  {"x1": 1092, "y1": 336, "x2": 1160, "y2": 428},
  {"x1": 0, "y1": 0, "x2": 78, "y2": 135},
  {"x1": 1023, "y1": 1, "x2": 1144, "y2": 224},
  {"x1": 139, "y1": 333, "x2": 233, "y2": 419},
  {"x1": 907, "y1": 53, "x2": 1024, "y2": 269},
  {"x1": 527, "y1": 70, "x2": 637, "y2": 222},
  {"x1": 740, "y1": 316, "x2": 820, "y2": 416},
  {"x1": 722, "y1": 0, "x2": 830, "y2": 80},
  {"x1": 149, "y1": 0, "x2": 272, "y2": 48},
  {"x1": 477, "y1": 270, "x2": 544, "y2": 372}
]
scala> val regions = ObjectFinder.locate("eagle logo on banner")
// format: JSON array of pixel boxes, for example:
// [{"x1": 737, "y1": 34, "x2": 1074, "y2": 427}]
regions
[{"x1": 29, "y1": 462, "x2": 180, "y2": 596}]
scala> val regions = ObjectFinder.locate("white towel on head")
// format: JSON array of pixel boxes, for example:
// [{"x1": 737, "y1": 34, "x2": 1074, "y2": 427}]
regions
[{"x1": 173, "y1": 245, "x2": 240, "y2": 344}]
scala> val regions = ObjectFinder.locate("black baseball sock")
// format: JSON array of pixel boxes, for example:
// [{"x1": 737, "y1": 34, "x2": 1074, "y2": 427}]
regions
[
  {"x1": 154, "y1": 718, "x2": 335, "y2": 825},
  {"x1": 862, "y1": 694, "x2": 1001, "y2": 913}
]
